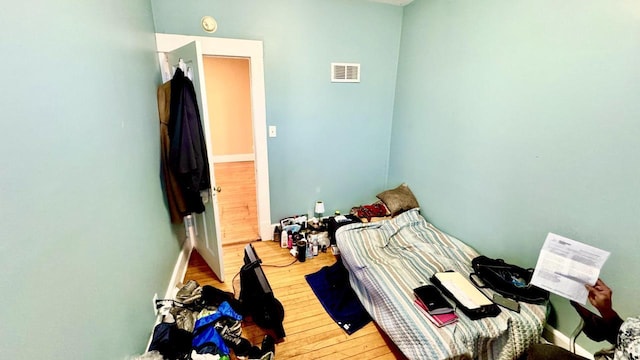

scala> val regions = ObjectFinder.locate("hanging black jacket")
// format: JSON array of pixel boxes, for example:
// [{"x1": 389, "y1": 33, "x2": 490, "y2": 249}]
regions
[{"x1": 168, "y1": 68, "x2": 211, "y2": 214}]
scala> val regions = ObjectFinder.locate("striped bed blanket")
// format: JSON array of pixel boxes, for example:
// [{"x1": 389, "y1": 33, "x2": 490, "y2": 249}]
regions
[{"x1": 336, "y1": 209, "x2": 547, "y2": 360}]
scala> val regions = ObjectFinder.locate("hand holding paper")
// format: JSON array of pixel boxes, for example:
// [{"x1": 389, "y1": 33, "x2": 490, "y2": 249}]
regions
[
  {"x1": 530, "y1": 233, "x2": 610, "y2": 304},
  {"x1": 586, "y1": 279, "x2": 616, "y2": 317}
]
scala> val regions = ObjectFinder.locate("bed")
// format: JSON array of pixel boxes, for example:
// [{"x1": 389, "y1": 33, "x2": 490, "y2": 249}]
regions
[{"x1": 335, "y1": 208, "x2": 548, "y2": 360}]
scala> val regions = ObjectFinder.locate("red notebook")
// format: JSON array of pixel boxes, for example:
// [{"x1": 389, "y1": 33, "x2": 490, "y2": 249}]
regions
[{"x1": 414, "y1": 299, "x2": 458, "y2": 327}]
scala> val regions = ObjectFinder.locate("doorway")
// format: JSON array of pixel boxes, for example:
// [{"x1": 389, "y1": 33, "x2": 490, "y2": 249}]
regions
[
  {"x1": 155, "y1": 33, "x2": 272, "y2": 278},
  {"x1": 203, "y1": 56, "x2": 259, "y2": 245}
]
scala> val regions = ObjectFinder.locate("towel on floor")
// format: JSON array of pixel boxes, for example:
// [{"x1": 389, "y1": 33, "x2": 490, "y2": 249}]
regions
[{"x1": 305, "y1": 260, "x2": 371, "y2": 334}]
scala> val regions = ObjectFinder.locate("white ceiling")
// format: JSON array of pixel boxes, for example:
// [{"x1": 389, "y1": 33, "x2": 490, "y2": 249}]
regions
[{"x1": 367, "y1": 0, "x2": 414, "y2": 6}]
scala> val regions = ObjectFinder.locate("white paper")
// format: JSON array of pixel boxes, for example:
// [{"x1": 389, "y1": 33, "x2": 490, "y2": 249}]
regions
[{"x1": 530, "y1": 233, "x2": 610, "y2": 304}]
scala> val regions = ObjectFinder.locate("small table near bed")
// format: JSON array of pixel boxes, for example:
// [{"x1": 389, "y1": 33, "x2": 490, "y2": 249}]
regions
[{"x1": 335, "y1": 208, "x2": 548, "y2": 360}]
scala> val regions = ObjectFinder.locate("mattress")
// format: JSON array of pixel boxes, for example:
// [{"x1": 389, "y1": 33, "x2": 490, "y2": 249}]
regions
[{"x1": 335, "y1": 208, "x2": 547, "y2": 360}]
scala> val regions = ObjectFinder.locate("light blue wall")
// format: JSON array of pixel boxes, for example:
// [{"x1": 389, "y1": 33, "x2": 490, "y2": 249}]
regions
[
  {"x1": 6, "y1": 0, "x2": 631, "y2": 356},
  {"x1": 0, "y1": 1, "x2": 181, "y2": 358},
  {"x1": 390, "y1": 0, "x2": 640, "y2": 352},
  {"x1": 151, "y1": 0, "x2": 403, "y2": 220}
]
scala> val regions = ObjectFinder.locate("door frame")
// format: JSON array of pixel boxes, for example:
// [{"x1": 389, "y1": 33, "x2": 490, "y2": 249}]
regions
[{"x1": 155, "y1": 33, "x2": 272, "y2": 242}]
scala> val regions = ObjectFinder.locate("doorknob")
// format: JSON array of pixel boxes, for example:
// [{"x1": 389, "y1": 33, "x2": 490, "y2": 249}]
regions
[{"x1": 215, "y1": 186, "x2": 222, "y2": 193}]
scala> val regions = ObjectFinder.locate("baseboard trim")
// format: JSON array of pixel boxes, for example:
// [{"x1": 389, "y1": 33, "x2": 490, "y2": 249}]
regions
[
  {"x1": 145, "y1": 238, "x2": 193, "y2": 352},
  {"x1": 164, "y1": 239, "x2": 193, "y2": 299},
  {"x1": 263, "y1": 222, "x2": 280, "y2": 241},
  {"x1": 543, "y1": 324, "x2": 593, "y2": 359}
]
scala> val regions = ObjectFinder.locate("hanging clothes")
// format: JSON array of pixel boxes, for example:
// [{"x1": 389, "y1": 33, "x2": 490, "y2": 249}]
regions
[
  {"x1": 168, "y1": 68, "x2": 211, "y2": 214},
  {"x1": 157, "y1": 81, "x2": 188, "y2": 224}
]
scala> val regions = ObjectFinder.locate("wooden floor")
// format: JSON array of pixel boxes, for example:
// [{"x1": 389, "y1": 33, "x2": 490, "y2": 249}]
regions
[
  {"x1": 184, "y1": 241, "x2": 407, "y2": 360},
  {"x1": 214, "y1": 161, "x2": 259, "y2": 245}
]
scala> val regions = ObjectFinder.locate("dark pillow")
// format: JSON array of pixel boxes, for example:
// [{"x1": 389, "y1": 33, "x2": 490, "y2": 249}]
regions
[{"x1": 376, "y1": 183, "x2": 419, "y2": 215}]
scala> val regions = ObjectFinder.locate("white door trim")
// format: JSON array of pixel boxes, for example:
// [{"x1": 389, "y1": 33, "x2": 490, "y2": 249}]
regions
[{"x1": 155, "y1": 33, "x2": 272, "y2": 242}]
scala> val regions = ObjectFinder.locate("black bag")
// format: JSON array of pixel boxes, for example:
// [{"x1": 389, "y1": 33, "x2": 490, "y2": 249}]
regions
[
  {"x1": 328, "y1": 214, "x2": 361, "y2": 245},
  {"x1": 470, "y1": 255, "x2": 549, "y2": 304}
]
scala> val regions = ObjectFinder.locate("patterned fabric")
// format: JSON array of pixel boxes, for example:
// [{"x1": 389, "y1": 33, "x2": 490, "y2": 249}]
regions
[
  {"x1": 615, "y1": 317, "x2": 640, "y2": 360},
  {"x1": 350, "y1": 202, "x2": 390, "y2": 221},
  {"x1": 336, "y1": 209, "x2": 548, "y2": 360}
]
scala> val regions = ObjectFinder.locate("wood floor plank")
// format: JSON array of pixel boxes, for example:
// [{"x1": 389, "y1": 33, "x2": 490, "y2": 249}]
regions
[
  {"x1": 214, "y1": 161, "x2": 260, "y2": 244},
  {"x1": 183, "y1": 240, "x2": 407, "y2": 359}
]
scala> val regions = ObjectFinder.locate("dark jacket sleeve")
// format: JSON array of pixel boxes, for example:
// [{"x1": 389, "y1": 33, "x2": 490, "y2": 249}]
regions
[
  {"x1": 168, "y1": 68, "x2": 211, "y2": 214},
  {"x1": 158, "y1": 80, "x2": 188, "y2": 223},
  {"x1": 580, "y1": 309, "x2": 624, "y2": 344}
]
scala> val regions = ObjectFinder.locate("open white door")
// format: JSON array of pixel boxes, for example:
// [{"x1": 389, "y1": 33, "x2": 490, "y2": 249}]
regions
[
  {"x1": 166, "y1": 41, "x2": 224, "y2": 282},
  {"x1": 157, "y1": 33, "x2": 272, "y2": 244}
]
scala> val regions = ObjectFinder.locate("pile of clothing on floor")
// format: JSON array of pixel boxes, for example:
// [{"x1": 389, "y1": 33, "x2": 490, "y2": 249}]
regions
[{"x1": 134, "y1": 280, "x2": 275, "y2": 360}]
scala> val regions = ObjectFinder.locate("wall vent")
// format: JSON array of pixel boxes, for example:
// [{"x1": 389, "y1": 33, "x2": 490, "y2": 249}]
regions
[{"x1": 331, "y1": 63, "x2": 360, "y2": 83}]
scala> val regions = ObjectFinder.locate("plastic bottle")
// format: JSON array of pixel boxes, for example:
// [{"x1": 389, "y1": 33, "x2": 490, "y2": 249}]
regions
[
  {"x1": 280, "y1": 229, "x2": 288, "y2": 248},
  {"x1": 312, "y1": 237, "x2": 319, "y2": 256},
  {"x1": 306, "y1": 239, "x2": 313, "y2": 259},
  {"x1": 287, "y1": 231, "x2": 293, "y2": 249}
]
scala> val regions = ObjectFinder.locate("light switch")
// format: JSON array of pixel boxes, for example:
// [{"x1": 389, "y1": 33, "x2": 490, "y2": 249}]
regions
[{"x1": 268, "y1": 125, "x2": 277, "y2": 137}]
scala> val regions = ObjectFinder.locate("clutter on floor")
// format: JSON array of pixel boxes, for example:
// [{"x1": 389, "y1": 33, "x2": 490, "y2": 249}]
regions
[
  {"x1": 273, "y1": 212, "x2": 360, "y2": 261},
  {"x1": 134, "y1": 280, "x2": 276, "y2": 360}
]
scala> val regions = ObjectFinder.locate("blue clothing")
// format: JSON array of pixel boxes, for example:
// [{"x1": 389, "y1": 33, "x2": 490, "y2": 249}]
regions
[{"x1": 192, "y1": 301, "x2": 243, "y2": 355}]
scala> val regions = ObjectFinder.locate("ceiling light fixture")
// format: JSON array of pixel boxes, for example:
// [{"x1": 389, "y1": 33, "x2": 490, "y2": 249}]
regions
[{"x1": 201, "y1": 16, "x2": 218, "y2": 33}]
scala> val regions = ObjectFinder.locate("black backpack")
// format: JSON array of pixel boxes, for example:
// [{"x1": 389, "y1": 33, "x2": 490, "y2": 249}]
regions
[{"x1": 470, "y1": 256, "x2": 549, "y2": 304}]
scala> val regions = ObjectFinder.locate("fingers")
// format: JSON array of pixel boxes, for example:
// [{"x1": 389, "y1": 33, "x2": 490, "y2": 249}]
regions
[
  {"x1": 586, "y1": 278, "x2": 610, "y2": 295},
  {"x1": 583, "y1": 278, "x2": 614, "y2": 315},
  {"x1": 593, "y1": 278, "x2": 610, "y2": 291},
  {"x1": 586, "y1": 279, "x2": 601, "y2": 290}
]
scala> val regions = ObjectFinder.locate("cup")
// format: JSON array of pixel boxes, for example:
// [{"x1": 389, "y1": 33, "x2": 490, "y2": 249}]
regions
[{"x1": 297, "y1": 240, "x2": 307, "y2": 262}]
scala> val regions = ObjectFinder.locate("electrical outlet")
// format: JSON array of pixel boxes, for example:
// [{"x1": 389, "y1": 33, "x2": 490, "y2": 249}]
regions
[{"x1": 152, "y1": 293, "x2": 159, "y2": 316}]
